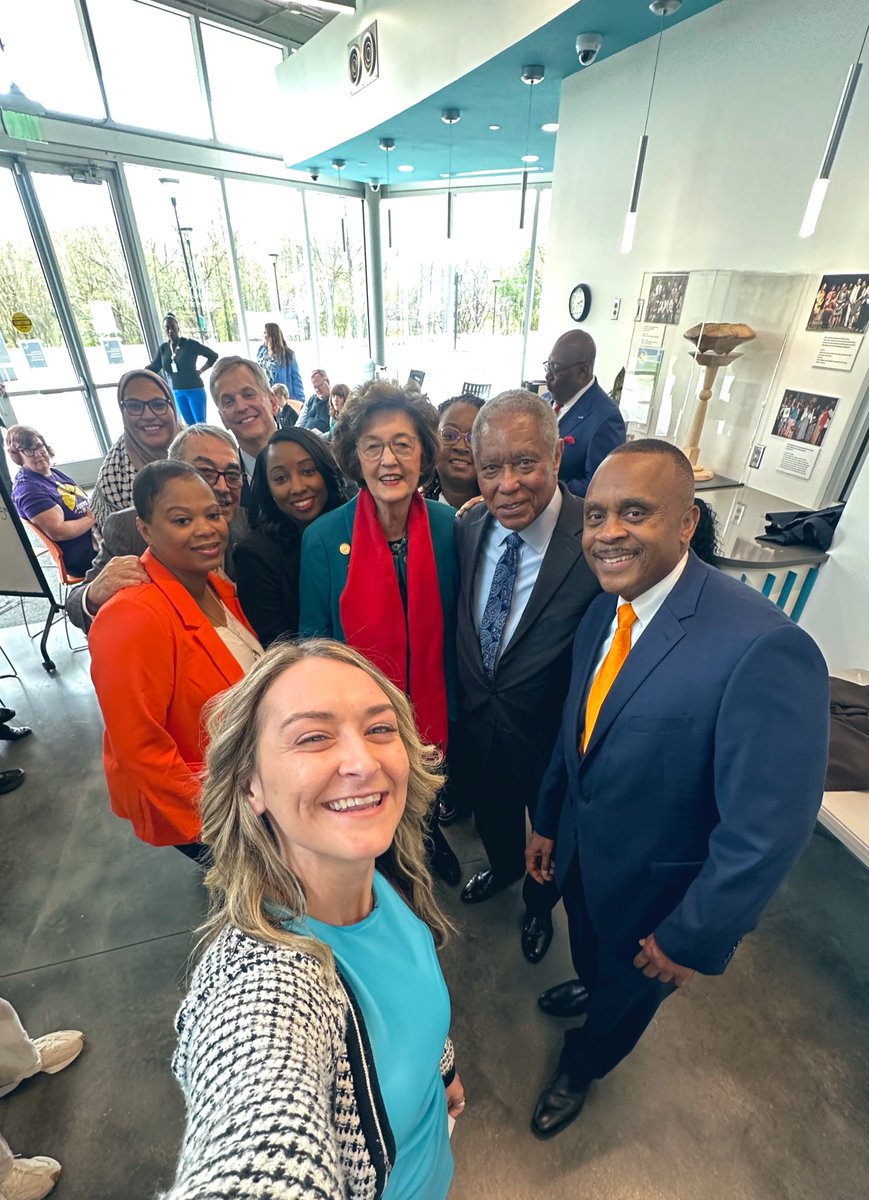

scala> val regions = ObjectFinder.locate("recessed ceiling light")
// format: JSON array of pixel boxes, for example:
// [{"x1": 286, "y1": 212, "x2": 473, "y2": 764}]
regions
[
  {"x1": 397, "y1": 164, "x2": 414, "y2": 172},
  {"x1": 541, "y1": 122, "x2": 559, "y2": 133},
  {"x1": 521, "y1": 154, "x2": 540, "y2": 163},
  {"x1": 357, "y1": 161, "x2": 367, "y2": 165},
  {"x1": 488, "y1": 124, "x2": 501, "y2": 131}
]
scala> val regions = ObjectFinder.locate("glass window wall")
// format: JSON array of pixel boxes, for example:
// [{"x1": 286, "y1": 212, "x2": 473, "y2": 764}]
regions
[
  {"x1": 87, "y1": 0, "x2": 211, "y2": 137},
  {"x1": 305, "y1": 190, "x2": 370, "y2": 387},
  {"x1": 201, "y1": 24, "x2": 284, "y2": 153},
  {"x1": 223, "y1": 178, "x2": 314, "y2": 383},
  {"x1": 0, "y1": 0, "x2": 105, "y2": 118}
]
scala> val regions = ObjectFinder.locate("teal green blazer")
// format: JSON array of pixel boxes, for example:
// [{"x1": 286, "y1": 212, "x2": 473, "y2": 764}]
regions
[{"x1": 299, "y1": 495, "x2": 460, "y2": 719}]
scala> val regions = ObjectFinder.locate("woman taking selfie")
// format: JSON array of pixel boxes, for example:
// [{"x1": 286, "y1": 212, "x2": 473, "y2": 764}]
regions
[
  {"x1": 234, "y1": 428, "x2": 347, "y2": 647},
  {"x1": 162, "y1": 640, "x2": 464, "y2": 1199},
  {"x1": 89, "y1": 460, "x2": 262, "y2": 858}
]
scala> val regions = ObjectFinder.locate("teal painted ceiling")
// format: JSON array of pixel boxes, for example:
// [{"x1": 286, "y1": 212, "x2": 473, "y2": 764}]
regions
[{"x1": 295, "y1": 0, "x2": 725, "y2": 185}]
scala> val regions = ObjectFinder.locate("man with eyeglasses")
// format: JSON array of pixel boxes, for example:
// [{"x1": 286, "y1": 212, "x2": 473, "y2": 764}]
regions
[
  {"x1": 67, "y1": 425, "x2": 248, "y2": 633},
  {"x1": 298, "y1": 368, "x2": 332, "y2": 435},
  {"x1": 544, "y1": 330, "x2": 625, "y2": 497}
]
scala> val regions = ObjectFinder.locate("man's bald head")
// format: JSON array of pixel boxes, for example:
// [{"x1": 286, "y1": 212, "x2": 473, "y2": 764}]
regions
[
  {"x1": 582, "y1": 439, "x2": 700, "y2": 600},
  {"x1": 545, "y1": 330, "x2": 597, "y2": 405}
]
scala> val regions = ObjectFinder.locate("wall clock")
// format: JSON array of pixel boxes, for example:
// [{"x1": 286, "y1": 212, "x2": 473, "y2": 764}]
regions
[{"x1": 569, "y1": 283, "x2": 592, "y2": 323}]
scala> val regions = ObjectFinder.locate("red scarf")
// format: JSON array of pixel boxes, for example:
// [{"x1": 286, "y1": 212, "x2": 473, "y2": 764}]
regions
[{"x1": 340, "y1": 489, "x2": 448, "y2": 749}]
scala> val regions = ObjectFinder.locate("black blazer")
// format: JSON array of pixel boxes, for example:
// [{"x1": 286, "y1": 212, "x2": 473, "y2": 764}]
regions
[
  {"x1": 454, "y1": 485, "x2": 600, "y2": 784},
  {"x1": 233, "y1": 527, "x2": 301, "y2": 648}
]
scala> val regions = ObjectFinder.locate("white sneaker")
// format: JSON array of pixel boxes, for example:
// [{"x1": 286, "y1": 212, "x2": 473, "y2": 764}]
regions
[
  {"x1": 33, "y1": 1030, "x2": 84, "y2": 1075},
  {"x1": 0, "y1": 1156, "x2": 61, "y2": 1200}
]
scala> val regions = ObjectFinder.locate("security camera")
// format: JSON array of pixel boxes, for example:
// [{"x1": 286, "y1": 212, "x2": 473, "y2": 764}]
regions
[
  {"x1": 576, "y1": 33, "x2": 603, "y2": 67},
  {"x1": 309, "y1": 167, "x2": 320, "y2": 183}
]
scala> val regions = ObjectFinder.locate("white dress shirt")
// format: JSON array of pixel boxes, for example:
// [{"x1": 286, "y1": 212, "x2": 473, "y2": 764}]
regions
[
  {"x1": 589, "y1": 551, "x2": 690, "y2": 681},
  {"x1": 239, "y1": 447, "x2": 258, "y2": 482},
  {"x1": 555, "y1": 376, "x2": 595, "y2": 423},
  {"x1": 474, "y1": 487, "x2": 563, "y2": 667}
]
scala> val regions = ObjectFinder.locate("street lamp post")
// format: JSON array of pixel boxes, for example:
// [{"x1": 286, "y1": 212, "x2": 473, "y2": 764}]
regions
[
  {"x1": 159, "y1": 177, "x2": 206, "y2": 336},
  {"x1": 270, "y1": 253, "x2": 282, "y2": 315},
  {"x1": 492, "y1": 279, "x2": 501, "y2": 335}
]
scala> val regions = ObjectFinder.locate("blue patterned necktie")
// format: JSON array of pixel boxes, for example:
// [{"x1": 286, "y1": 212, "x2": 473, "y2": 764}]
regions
[{"x1": 479, "y1": 531, "x2": 523, "y2": 679}]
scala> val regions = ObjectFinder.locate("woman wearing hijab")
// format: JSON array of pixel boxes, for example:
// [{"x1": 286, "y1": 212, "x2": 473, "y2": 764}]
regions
[
  {"x1": 256, "y1": 324, "x2": 304, "y2": 404},
  {"x1": 91, "y1": 369, "x2": 180, "y2": 531},
  {"x1": 147, "y1": 313, "x2": 218, "y2": 425}
]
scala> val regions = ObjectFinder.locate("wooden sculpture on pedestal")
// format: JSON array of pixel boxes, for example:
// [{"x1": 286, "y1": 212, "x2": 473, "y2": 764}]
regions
[{"x1": 682, "y1": 322, "x2": 756, "y2": 480}]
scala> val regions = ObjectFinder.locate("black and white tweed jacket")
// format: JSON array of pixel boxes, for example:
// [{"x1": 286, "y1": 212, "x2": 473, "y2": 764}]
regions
[{"x1": 159, "y1": 925, "x2": 455, "y2": 1200}]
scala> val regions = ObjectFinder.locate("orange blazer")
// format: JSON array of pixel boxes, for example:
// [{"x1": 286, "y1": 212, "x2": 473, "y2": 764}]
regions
[{"x1": 89, "y1": 549, "x2": 256, "y2": 846}]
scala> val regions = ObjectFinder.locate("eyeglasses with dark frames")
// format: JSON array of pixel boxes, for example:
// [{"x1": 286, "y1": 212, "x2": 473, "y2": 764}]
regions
[
  {"x1": 120, "y1": 397, "x2": 172, "y2": 417},
  {"x1": 543, "y1": 359, "x2": 591, "y2": 376},
  {"x1": 18, "y1": 442, "x2": 48, "y2": 458},
  {"x1": 197, "y1": 465, "x2": 244, "y2": 489}
]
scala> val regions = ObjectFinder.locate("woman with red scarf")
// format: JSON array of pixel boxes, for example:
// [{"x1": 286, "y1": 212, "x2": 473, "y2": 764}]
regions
[{"x1": 299, "y1": 383, "x2": 460, "y2": 885}]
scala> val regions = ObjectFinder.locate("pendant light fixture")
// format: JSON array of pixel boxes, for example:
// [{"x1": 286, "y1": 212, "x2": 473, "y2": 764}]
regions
[
  {"x1": 332, "y1": 159, "x2": 348, "y2": 252},
  {"x1": 442, "y1": 108, "x2": 461, "y2": 239},
  {"x1": 799, "y1": 17, "x2": 868, "y2": 237},
  {"x1": 379, "y1": 136, "x2": 395, "y2": 248},
  {"x1": 519, "y1": 65, "x2": 544, "y2": 229},
  {"x1": 621, "y1": 0, "x2": 680, "y2": 255}
]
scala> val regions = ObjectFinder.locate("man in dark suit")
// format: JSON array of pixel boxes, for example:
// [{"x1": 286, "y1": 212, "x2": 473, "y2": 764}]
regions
[
  {"x1": 526, "y1": 439, "x2": 829, "y2": 1139},
  {"x1": 67, "y1": 425, "x2": 248, "y2": 632},
  {"x1": 544, "y1": 330, "x2": 626, "y2": 497},
  {"x1": 454, "y1": 390, "x2": 600, "y2": 962}
]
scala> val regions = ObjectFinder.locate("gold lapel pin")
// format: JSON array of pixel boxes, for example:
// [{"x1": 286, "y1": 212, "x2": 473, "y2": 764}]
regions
[{"x1": 339, "y1": 542, "x2": 351, "y2": 555}]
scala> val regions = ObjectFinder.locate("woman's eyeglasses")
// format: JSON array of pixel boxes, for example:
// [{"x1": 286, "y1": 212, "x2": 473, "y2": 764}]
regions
[
  {"x1": 19, "y1": 442, "x2": 48, "y2": 458},
  {"x1": 121, "y1": 398, "x2": 171, "y2": 417},
  {"x1": 440, "y1": 426, "x2": 473, "y2": 447},
  {"x1": 358, "y1": 436, "x2": 419, "y2": 461}
]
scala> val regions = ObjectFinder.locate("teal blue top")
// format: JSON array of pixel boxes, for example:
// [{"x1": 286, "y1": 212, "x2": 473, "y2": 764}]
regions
[{"x1": 284, "y1": 872, "x2": 453, "y2": 1199}]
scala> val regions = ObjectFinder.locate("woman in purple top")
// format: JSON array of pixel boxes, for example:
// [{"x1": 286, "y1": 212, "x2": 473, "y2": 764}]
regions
[{"x1": 6, "y1": 425, "x2": 97, "y2": 577}]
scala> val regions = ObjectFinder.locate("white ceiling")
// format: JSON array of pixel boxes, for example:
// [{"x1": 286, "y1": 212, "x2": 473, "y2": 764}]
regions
[{"x1": 158, "y1": 0, "x2": 345, "y2": 47}]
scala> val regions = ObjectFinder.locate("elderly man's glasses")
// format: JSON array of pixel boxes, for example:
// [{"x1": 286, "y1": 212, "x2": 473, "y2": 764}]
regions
[
  {"x1": 358, "y1": 435, "x2": 419, "y2": 462},
  {"x1": 440, "y1": 426, "x2": 473, "y2": 447},
  {"x1": 197, "y1": 465, "x2": 244, "y2": 489},
  {"x1": 19, "y1": 442, "x2": 48, "y2": 458},
  {"x1": 121, "y1": 398, "x2": 171, "y2": 417},
  {"x1": 544, "y1": 359, "x2": 589, "y2": 376}
]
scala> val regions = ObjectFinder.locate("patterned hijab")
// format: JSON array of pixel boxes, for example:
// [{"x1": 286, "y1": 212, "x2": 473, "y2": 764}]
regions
[{"x1": 117, "y1": 369, "x2": 179, "y2": 471}]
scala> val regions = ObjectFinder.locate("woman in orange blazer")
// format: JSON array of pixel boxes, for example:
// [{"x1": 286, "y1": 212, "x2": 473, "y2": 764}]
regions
[{"x1": 90, "y1": 460, "x2": 262, "y2": 859}]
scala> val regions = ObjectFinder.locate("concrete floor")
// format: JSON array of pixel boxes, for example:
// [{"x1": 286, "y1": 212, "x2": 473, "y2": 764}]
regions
[{"x1": 1, "y1": 621, "x2": 868, "y2": 1200}]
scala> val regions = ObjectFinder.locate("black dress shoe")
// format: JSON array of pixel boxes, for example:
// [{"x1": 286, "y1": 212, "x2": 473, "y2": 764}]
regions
[
  {"x1": 537, "y1": 979, "x2": 590, "y2": 1018},
  {"x1": 531, "y1": 1069, "x2": 591, "y2": 1139},
  {"x1": 521, "y1": 914, "x2": 553, "y2": 963},
  {"x1": 0, "y1": 769, "x2": 25, "y2": 795},
  {"x1": 0, "y1": 723, "x2": 32, "y2": 742},
  {"x1": 460, "y1": 868, "x2": 520, "y2": 904},
  {"x1": 0, "y1": 707, "x2": 15, "y2": 724},
  {"x1": 429, "y1": 836, "x2": 461, "y2": 887}
]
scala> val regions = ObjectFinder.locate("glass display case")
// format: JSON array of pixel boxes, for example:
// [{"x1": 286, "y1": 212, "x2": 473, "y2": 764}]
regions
[{"x1": 621, "y1": 270, "x2": 809, "y2": 486}]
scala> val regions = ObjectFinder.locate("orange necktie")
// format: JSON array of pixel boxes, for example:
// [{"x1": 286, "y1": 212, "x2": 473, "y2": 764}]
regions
[{"x1": 581, "y1": 603, "x2": 637, "y2": 752}]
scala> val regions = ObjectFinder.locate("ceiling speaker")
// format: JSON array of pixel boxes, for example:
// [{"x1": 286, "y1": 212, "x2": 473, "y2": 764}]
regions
[{"x1": 348, "y1": 22, "x2": 379, "y2": 95}]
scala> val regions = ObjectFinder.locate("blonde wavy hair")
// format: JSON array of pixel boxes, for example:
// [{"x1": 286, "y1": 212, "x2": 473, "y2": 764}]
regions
[{"x1": 197, "y1": 639, "x2": 451, "y2": 981}]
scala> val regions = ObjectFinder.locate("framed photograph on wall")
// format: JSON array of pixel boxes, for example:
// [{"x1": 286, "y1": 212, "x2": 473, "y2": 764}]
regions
[
  {"x1": 645, "y1": 274, "x2": 688, "y2": 325},
  {"x1": 806, "y1": 273, "x2": 869, "y2": 334},
  {"x1": 770, "y1": 389, "x2": 838, "y2": 448}
]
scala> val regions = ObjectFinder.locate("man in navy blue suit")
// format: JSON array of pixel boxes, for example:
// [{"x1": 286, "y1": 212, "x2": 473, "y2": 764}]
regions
[
  {"x1": 526, "y1": 439, "x2": 829, "y2": 1140},
  {"x1": 544, "y1": 330, "x2": 626, "y2": 497}
]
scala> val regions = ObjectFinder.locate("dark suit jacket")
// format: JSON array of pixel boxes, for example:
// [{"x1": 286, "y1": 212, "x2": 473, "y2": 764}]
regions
[
  {"x1": 299, "y1": 495, "x2": 460, "y2": 719},
  {"x1": 454, "y1": 485, "x2": 600, "y2": 790},
  {"x1": 234, "y1": 527, "x2": 301, "y2": 648},
  {"x1": 535, "y1": 552, "x2": 830, "y2": 975},
  {"x1": 558, "y1": 378, "x2": 626, "y2": 497},
  {"x1": 67, "y1": 506, "x2": 248, "y2": 632}
]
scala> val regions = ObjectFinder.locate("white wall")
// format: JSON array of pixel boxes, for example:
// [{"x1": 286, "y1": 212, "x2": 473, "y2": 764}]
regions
[
  {"x1": 541, "y1": 0, "x2": 869, "y2": 510},
  {"x1": 276, "y1": 0, "x2": 577, "y2": 166}
]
